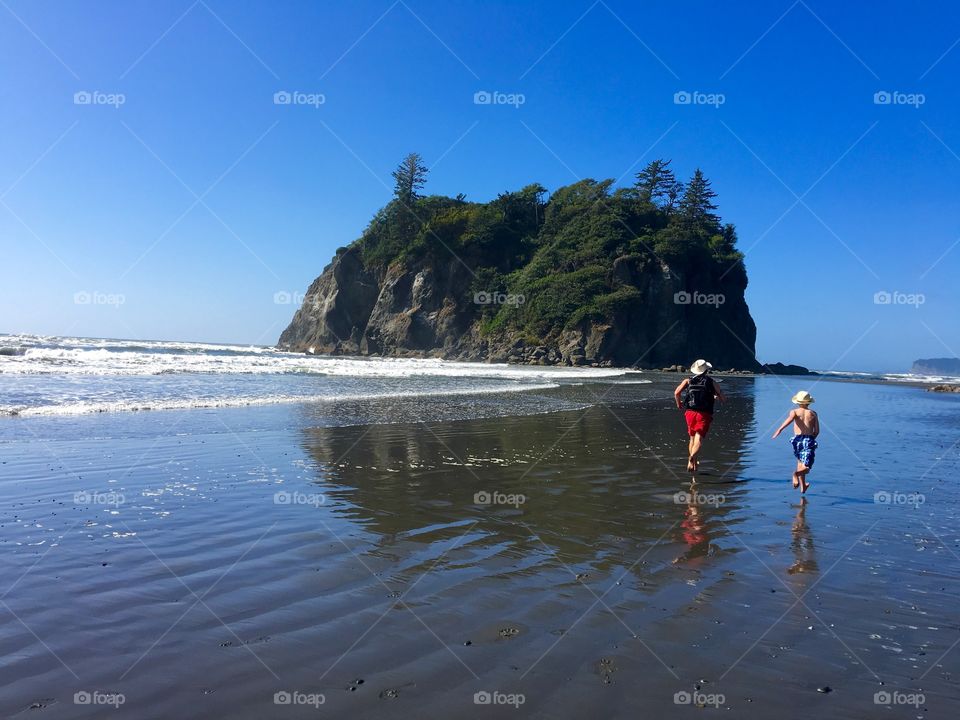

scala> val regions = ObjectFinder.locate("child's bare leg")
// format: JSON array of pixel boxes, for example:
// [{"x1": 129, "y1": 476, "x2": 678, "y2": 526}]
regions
[
  {"x1": 687, "y1": 436, "x2": 694, "y2": 471},
  {"x1": 797, "y1": 464, "x2": 811, "y2": 493},
  {"x1": 792, "y1": 460, "x2": 803, "y2": 489}
]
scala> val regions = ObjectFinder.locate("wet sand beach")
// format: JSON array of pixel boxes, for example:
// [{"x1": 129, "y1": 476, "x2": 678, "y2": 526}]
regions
[{"x1": 1, "y1": 374, "x2": 958, "y2": 718}]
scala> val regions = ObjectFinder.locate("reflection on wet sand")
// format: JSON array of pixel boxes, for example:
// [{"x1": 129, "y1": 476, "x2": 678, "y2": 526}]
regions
[
  {"x1": 290, "y1": 381, "x2": 761, "y2": 630},
  {"x1": 788, "y1": 497, "x2": 818, "y2": 575}
]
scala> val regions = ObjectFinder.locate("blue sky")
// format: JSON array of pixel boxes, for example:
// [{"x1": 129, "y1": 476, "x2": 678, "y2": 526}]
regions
[{"x1": 1, "y1": 0, "x2": 958, "y2": 371}]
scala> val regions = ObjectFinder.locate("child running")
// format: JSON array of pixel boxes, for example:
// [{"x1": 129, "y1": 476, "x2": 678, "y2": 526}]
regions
[{"x1": 772, "y1": 391, "x2": 819, "y2": 493}]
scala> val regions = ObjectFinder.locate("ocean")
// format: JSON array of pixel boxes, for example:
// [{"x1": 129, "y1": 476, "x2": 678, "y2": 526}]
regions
[{"x1": 1, "y1": 334, "x2": 958, "y2": 718}]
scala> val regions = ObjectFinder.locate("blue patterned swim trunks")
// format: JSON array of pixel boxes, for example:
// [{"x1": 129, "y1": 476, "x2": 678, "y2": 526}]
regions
[{"x1": 792, "y1": 434, "x2": 818, "y2": 468}]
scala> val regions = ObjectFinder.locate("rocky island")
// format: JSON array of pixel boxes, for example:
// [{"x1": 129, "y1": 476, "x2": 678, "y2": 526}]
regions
[{"x1": 279, "y1": 155, "x2": 760, "y2": 370}]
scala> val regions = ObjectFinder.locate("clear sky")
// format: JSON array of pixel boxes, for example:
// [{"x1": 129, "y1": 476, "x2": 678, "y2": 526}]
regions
[{"x1": 1, "y1": 0, "x2": 958, "y2": 372}]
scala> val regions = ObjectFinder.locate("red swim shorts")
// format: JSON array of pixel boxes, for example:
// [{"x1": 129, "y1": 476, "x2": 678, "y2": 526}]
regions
[{"x1": 685, "y1": 410, "x2": 713, "y2": 436}]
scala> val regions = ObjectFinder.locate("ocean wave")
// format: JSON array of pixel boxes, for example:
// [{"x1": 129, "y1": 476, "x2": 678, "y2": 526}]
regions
[
  {"x1": 1, "y1": 382, "x2": 564, "y2": 417},
  {"x1": 1, "y1": 339, "x2": 630, "y2": 381}
]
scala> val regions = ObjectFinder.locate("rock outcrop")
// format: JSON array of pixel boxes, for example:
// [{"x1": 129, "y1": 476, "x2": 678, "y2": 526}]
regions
[
  {"x1": 279, "y1": 249, "x2": 759, "y2": 369},
  {"x1": 761, "y1": 362, "x2": 814, "y2": 375},
  {"x1": 279, "y1": 172, "x2": 762, "y2": 370}
]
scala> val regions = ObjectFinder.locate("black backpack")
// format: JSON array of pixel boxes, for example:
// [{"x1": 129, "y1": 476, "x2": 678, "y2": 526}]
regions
[{"x1": 685, "y1": 375, "x2": 715, "y2": 413}]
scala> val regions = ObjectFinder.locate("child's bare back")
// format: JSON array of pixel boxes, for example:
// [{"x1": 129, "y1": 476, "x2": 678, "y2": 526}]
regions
[{"x1": 790, "y1": 407, "x2": 819, "y2": 437}]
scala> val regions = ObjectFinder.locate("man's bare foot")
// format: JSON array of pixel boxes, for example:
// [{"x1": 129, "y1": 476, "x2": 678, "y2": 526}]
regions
[
  {"x1": 687, "y1": 461, "x2": 695, "y2": 472},
  {"x1": 800, "y1": 479, "x2": 810, "y2": 494}
]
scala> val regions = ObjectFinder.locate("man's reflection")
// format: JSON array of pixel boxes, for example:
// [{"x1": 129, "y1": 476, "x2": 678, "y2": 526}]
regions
[{"x1": 674, "y1": 482, "x2": 710, "y2": 563}]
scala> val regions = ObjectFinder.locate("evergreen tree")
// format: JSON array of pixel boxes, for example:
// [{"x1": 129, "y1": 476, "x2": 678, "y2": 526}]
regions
[
  {"x1": 679, "y1": 169, "x2": 720, "y2": 231},
  {"x1": 392, "y1": 153, "x2": 428, "y2": 205},
  {"x1": 635, "y1": 159, "x2": 683, "y2": 210}
]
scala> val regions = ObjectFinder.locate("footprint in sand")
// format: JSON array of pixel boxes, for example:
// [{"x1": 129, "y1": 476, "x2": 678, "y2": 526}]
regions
[{"x1": 596, "y1": 657, "x2": 618, "y2": 684}]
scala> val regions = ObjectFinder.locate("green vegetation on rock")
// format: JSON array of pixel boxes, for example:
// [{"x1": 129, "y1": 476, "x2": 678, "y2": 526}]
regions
[{"x1": 356, "y1": 154, "x2": 745, "y2": 340}]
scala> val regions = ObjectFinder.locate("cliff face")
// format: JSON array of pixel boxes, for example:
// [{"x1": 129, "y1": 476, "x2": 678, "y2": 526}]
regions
[
  {"x1": 279, "y1": 174, "x2": 760, "y2": 370},
  {"x1": 279, "y1": 252, "x2": 758, "y2": 369}
]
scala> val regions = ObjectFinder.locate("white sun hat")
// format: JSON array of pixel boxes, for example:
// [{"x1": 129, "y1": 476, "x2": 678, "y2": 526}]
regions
[
  {"x1": 690, "y1": 359, "x2": 713, "y2": 375},
  {"x1": 791, "y1": 390, "x2": 815, "y2": 405}
]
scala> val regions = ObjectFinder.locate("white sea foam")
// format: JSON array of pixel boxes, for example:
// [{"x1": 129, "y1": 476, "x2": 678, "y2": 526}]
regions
[
  {"x1": 819, "y1": 370, "x2": 957, "y2": 384},
  {"x1": 0, "y1": 335, "x2": 631, "y2": 380},
  {"x1": 1, "y1": 382, "x2": 563, "y2": 416},
  {"x1": 0, "y1": 335, "x2": 646, "y2": 418}
]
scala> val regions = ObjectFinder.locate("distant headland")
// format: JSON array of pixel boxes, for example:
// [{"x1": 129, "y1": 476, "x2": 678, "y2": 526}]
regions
[{"x1": 912, "y1": 358, "x2": 960, "y2": 376}]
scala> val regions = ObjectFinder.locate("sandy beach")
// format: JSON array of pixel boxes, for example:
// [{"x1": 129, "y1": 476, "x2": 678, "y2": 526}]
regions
[{"x1": 0, "y1": 373, "x2": 957, "y2": 718}]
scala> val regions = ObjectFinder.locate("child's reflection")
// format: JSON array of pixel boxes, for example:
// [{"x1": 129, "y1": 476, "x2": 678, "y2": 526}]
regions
[{"x1": 788, "y1": 497, "x2": 818, "y2": 575}]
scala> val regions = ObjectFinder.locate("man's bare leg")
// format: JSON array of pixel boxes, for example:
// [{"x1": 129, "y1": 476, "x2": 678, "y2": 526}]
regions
[{"x1": 689, "y1": 433, "x2": 703, "y2": 471}]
